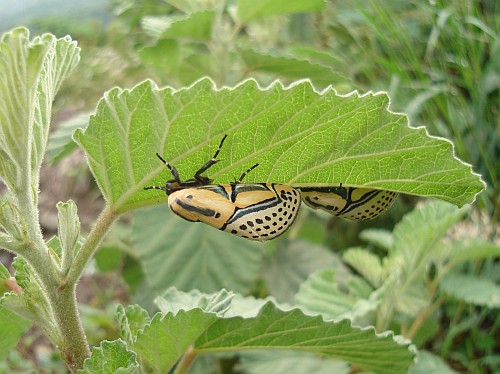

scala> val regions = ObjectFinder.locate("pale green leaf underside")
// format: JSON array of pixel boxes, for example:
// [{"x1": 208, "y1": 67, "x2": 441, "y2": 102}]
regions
[{"x1": 73, "y1": 78, "x2": 484, "y2": 213}]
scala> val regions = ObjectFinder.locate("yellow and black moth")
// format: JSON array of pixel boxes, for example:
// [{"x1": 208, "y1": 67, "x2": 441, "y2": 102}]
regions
[
  {"x1": 298, "y1": 186, "x2": 398, "y2": 220},
  {"x1": 144, "y1": 136, "x2": 301, "y2": 241}
]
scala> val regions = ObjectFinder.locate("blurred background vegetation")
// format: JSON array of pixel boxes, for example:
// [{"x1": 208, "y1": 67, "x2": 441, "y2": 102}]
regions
[{"x1": 0, "y1": 0, "x2": 498, "y2": 372}]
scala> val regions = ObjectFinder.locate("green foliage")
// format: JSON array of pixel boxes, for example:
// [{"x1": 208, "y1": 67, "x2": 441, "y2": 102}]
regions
[
  {"x1": 0, "y1": 0, "x2": 498, "y2": 371},
  {"x1": 108, "y1": 289, "x2": 415, "y2": 374}
]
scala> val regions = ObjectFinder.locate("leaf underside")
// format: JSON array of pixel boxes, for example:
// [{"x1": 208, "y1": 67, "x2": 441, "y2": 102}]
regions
[{"x1": 73, "y1": 78, "x2": 484, "y2": 213}]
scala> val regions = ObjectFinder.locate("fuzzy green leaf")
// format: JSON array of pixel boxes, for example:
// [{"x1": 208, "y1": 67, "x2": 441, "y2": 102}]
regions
[
  {"x1": 116, "y1": 304, "x2": 151, "y2": 346},
  {"x1": 0, "y1": 258, "x2": 61, "y2": 345},
  {"x1": 383, "y1": 201, "x2": 468, "y2": 316},
  {"x1": 236, "y1": 0, "x2": 325, "y2": 22},
  {"x1": 440, "y1": 273, "x2": 500, "y2": 308},
  {"x1": 131, "y1": 205, "x2": 265, "y2": 294},
  {"x1": 57, "y1": 200, "x2": 81, "y2": 275},
  {"x1": 0, "y1": 306, "x2": 31, "y2": 361},
  {"x1": 0, "y1": 27, "x2": 79, "y2": 193},
  {"x1": 78, "y1": 340, "x2": 138, "y2": 374},
  {"x1": 73, "y1": 78, "x2": 484, "y2": 216}
]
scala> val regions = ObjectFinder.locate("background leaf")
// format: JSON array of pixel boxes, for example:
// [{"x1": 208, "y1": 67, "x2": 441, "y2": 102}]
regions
[
  {"x1": 440, "y1": 274, "x2": 500, "y2": 308},
  {"x1": 73, "y1": 78, "x2": 484, "y2": 215},
  {"x1": 132, "y1": 205, "x2": 265, "y2": 294},
  {"x1": 236, "y1": 0, "x2": 325, "y2": 23}
]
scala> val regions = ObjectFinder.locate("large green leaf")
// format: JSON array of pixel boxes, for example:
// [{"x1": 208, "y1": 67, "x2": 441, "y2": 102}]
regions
[
  {"x1": 118, "y1": 291, "x2": 415, "y2": 374},
  {"x1": 73, "y1": 78, "x2": 484, "y2": 215},
  {"x1": 132, "y1": 205, "x2": 265, "y2": 294}
]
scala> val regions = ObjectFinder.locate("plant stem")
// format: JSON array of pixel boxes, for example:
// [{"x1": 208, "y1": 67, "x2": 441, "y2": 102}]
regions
[
  {"x1": 174, "y1": 346, "x2": 198, "y2": 374},
  {"x1": 67, "y1": 204, "x2": 118, "y2": 283}
]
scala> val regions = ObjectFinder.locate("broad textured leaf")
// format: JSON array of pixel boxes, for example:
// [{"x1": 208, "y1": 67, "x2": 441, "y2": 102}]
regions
[
  {"x1": 132, "y1": 205, "x2": 264, "y2": 294},
  {"x1": 121, "y1": 298, "x2": 414, "y2": 374},
  {"x1": 0, "y1": 306, "x2": 31, "y2": 361},
  {"x1": 236, "y1": 0, "x2": 325, "y2": 22},
  {"x1": 262, "y1": 240, "x2": 349, "y2": 303},
  {"x1": 238, "y1": 48, "x2": 350, "y2": 90},
  {"x1": 73, "y1": 78, "x2": 484, "y2": 216},
  {"x1": 195, "y1": 302, "x2": 414, "y2": 374},
  {"x1": 78, "y1": 340, "x2": 138, "y2": 374},
  {"x1": 440, "y1": 273, "x2": 500, "y2": 308}
]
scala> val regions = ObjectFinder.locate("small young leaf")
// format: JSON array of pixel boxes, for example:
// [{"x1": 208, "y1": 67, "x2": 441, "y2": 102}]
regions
[
  {"x1": 131, "y1": 206, "x2": 265, "y2": 294},
  {"x1": 236, "y1": 0, "x2": 325, "y2": 23},
  {"x1": 78, "y1": 340, "x2": 138, "y2": 374},
  {"x1": 116, "y1": 304, "x2": 151, "y2": 345},
  {"x1": 440, "y1": 273, "x2": 500, "y2": 308},
  {"x1": 57, "y1": 200, "x2": 81, "y2": 275},
  {"x1": 0, "y1": 306, "x2": 31, "y2": 361},
  {"x1": 1, "y1": 258, "x2": 61, "y2": 345},
  {"x1": 156, "y1": 288, "x2": 234, "y2": 316}
]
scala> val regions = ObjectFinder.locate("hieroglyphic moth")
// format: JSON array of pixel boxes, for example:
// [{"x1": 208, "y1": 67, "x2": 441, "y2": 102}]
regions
[
  {"x1": 144, "y1": 135, "x2": 301, "y2": 241},
  {"x1": 299, "y1": 186, "x2": 398, "y2": 220}
]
